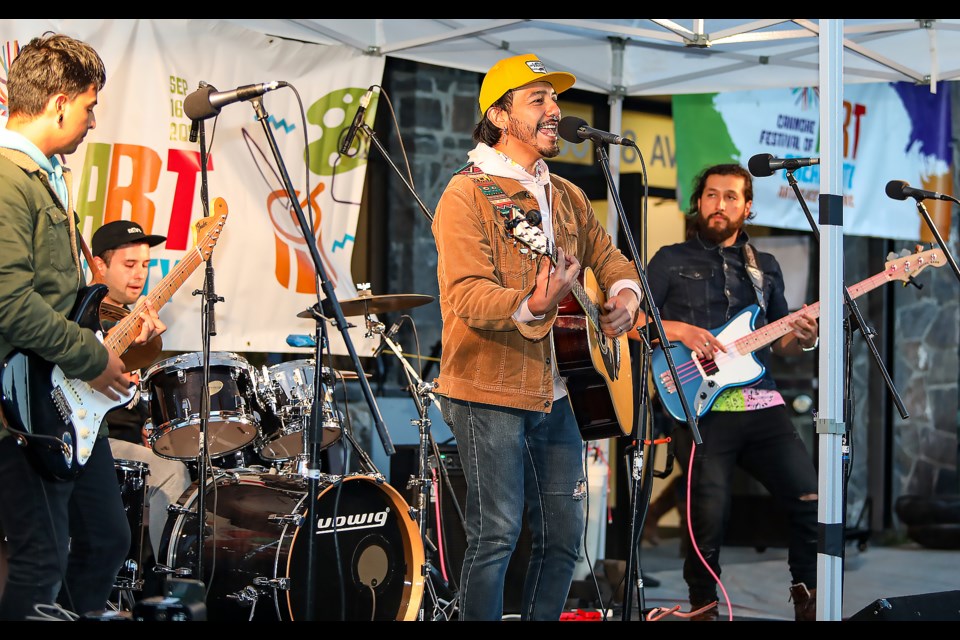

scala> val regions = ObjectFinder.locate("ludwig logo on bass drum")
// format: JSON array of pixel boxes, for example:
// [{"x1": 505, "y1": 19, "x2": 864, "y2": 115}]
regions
[{"x1": 316, "y1": 508, "x2": 389, "y2": 534}]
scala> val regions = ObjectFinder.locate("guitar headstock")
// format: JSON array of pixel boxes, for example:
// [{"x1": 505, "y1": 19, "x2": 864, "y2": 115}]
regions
[
  {"x1": 194, "y1": 197, "x2": 228, "y2": 261},
  {"x1": 507, "y1": 207, "x2": 553, "y2": 261},
  {"x1": 884, "y1": 246, "x2": 945, "y2": 283}
]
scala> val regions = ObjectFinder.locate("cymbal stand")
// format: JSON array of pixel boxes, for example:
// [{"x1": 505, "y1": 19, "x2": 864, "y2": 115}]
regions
[{"x1": 367, "y1": 315, "x2": 459, "y2": 620}]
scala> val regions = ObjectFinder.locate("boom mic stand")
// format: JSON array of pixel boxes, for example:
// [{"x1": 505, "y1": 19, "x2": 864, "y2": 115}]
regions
[
  {"x1": 584, "y1": 142, "x2": 700, "y2": 621},
  {"x1": 188, "y1": 111, "x2": 221, "y2": 587},
  {"x1": 781, "y1": 167, "x2": 908, "y2": 619},
  {"x1": 911, "y1": 196, "x2": 960, "y2": 284},
  {"x1": 366, "y1": 315, "x2": 459, "y2": 620},
  {"x1": 246, "y1": 91, "x2": 393, "y2": 621}
]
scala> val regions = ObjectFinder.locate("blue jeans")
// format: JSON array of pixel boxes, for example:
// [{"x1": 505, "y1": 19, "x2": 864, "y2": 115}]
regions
[
  {"x1": 0, "y1": 436, "x2": 130, "y2": 620},
  {"x1": 440, "y1": 397, "x2": 586, "y2": 621},
  {"x1": 671, "y1": 406, "x2": 819, "y2": 605}
]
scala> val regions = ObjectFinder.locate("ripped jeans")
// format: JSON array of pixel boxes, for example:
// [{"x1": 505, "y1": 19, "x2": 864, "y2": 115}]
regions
[{"x1": 440, "y1": 397, "x2": 586, "y2": 621}]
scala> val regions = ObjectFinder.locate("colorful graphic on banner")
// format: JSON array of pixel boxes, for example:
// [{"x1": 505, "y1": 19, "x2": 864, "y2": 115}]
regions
[
  {"x1": 1, "y1": 19, "x2": 385, "y2": 355},
  {"x1": 673, "y1": 83, "x2": 952, "y2": 240}
]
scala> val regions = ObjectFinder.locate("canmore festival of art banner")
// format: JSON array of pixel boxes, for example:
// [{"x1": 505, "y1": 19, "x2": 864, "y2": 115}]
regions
[
  {"x1": 1, "y1": 19, "x2": 385, "y2": 354},
  {"x1": 672, "y1": 82, "x2": 952, "y2": 241}
]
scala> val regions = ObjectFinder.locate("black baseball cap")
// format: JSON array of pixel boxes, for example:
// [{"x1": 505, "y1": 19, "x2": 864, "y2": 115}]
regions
[{"x1": 92, "y1": 221, "x2": 166, "y2": 257}]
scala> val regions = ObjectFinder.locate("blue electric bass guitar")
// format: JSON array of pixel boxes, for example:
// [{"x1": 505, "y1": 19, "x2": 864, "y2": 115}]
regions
[{"x1": 652, "y1": 247, "x2": 944, "y2": 422}]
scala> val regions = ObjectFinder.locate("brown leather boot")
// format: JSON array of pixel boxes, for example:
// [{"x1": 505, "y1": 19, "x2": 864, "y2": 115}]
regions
[{"x1": 789, "y1": 583, "x2": 817, "y2": 621}]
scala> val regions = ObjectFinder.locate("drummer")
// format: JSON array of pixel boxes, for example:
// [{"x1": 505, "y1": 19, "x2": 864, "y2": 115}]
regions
[{"x1": 90, "y1": 221, "x2": 192, "y2": 569}]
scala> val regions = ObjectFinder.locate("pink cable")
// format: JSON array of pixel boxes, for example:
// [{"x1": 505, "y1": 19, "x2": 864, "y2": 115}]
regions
[
  {"x1": 432, "y1": 466, "x2": 449, "y2": 582},
  {"x1": 685, "y1": 441, "x2": 733, "y2": 621}
]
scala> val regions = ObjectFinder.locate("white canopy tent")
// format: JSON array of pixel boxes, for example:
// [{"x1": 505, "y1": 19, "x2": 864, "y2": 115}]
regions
[
  {"x1": 224, "y1": 19, "x2": 960, "y2": 96},
  {"x1": 215, "y1": 18, "x2": 957, "y2": 621}
]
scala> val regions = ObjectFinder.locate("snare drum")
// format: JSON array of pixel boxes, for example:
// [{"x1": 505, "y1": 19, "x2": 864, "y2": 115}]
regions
[
  {"x1": 158, "y1": 470, "x2": 424, "y2": 621},
  {"x1": 142, "y1": 352, "x2": 259, "y2": 460}
]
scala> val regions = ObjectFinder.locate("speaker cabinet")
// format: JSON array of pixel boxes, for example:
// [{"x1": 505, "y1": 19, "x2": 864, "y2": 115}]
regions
[
  {"x1": 849, "y1": 591, "x2": 960, "y2": 621},
  {"x1": 390, "y1": 444, "x2": 532, "y2": 614}
]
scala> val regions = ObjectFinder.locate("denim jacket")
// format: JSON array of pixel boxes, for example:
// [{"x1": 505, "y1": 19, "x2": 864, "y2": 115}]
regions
[{"x1": 645, "y1": 230, "x2": 790, "y2": 390}]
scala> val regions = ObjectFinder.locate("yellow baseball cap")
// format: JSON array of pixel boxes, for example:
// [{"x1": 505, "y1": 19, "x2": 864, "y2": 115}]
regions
[{"x1": 479, "y1": 53, "x2": 576, "y2": 115}]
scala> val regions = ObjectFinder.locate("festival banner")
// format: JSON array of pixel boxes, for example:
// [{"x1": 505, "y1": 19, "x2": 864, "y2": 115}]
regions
[
  {"x1": 672, "y1": 83, "x2": 953, "y2": 241},
  {"x1": 1, "y1": 19, "x2": 385, "y2": 355}
]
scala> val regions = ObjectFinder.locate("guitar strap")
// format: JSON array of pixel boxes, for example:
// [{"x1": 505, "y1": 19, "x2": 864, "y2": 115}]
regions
[
  {"x1": 78, "y1": 232, "x2": 105, "y2": 285},
  {"x1": 455, "y1": 162, "x2": 523, "y2": 221},
  {"x1": 741, "y1": 242, "x2": 766, "y2": 312}
]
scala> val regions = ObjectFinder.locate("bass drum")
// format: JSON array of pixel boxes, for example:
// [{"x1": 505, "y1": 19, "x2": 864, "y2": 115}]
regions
[{"x1": 158, "y1": 470, "x2": 424, "y2": 621}]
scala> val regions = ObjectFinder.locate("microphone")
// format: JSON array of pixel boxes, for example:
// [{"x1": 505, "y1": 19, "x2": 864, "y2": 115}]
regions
[
  {"x1": 340, "y1": 87, "x2": 374, "y2": 155},
  {"x1": 747, "y1": 153, "x2": 820, "y2": 177},
  {"x1": 558, "y1": 116, "x2": 633, "y2": 146},
  {"x1": 183, "y1": 81, "x2": 285, "y2": 120},
  {"x1": 372, "y1": 321, "x2": 401, "y2": 358},
  {"x1": 524, "y1": 209, "x2": 542, "y2": 226},
  {"x1": 885, "y1": 179, "x2": 950, "y2": 202}
]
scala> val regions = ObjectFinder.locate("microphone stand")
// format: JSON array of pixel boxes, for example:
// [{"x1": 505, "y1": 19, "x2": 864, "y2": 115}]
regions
[
  {"x1": 588, "y1": 142, "x2": 699, "y2": 621},
  {"x1": 367, "y1": 315, "x2": 458, "y2": 620},
  {"x1": 912, "y1": 197, "x2": 960, "y2": 283},
  {"x1": 247, "y1": 93, "x2": 393, "y2": 621},
  {"x1": 784, "y1": 169, "x2": 908, "y2": 418},
  {"x1": 783, "y1": 167, "x2": 908, "y2": 617},
  {"x1": 358, "y1": 122, "x2": 434, "y2": 224},
  {"x1": 189, "y1": 113, "x2": 221, "y2": 587}
]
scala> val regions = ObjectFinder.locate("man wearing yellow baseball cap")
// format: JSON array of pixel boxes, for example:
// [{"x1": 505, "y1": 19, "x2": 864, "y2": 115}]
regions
[{"x1": 431, "y1": 54, "x2": 642, "y2": 621}]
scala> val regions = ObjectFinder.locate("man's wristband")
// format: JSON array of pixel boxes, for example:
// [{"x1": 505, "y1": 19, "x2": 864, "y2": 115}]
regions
[{"x1": 801, "y1": 336, "x2": 819, "y2": 352}]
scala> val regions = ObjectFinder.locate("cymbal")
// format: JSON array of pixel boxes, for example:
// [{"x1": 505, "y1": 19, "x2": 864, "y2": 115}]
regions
[{"x1": 297, "y1": 293, "x2": 434, "y2": 319}]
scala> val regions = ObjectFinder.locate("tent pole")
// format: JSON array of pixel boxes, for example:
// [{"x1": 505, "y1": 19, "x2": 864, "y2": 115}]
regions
[{"x1": 817, "y1": 18, "x2": 846, "y2": 622}]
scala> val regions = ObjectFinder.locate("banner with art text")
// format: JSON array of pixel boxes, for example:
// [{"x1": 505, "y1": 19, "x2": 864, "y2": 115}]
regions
[
  {"x1": 1, "y1": 19, "x2": 384, "y2": 355},
  {"x1": 673, "y1": 83, "x2": 952, "y2": 241}
]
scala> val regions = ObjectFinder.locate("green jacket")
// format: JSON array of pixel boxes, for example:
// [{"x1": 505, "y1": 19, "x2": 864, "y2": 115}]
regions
[{"x1": 0, "y1": 148, "x2": 109, "y2": 440}]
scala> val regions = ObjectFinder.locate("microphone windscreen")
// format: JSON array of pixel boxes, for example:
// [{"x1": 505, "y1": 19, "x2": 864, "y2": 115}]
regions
[
  {"x1": 558, "y1": 116, "x2": 587, "y2": 143},
  {"x1": 885, "y1": 180, "x2": 908, "y2": 200},
  {"x1": 183, "y1": 85, "x2": 217, "y2": 120},
  {"x1": 747, "y1": 153, "x2": 775, "y2": 178}
]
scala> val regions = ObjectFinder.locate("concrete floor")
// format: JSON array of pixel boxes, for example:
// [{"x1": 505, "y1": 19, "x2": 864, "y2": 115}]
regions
[{"x1": 565, "y1": 529, "x2": 960, "y2": 622}]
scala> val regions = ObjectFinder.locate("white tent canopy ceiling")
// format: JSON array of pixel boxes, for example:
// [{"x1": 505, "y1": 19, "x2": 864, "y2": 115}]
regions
[{"x1": 225, "y1": 18, "x2": 960, "y2": 96}]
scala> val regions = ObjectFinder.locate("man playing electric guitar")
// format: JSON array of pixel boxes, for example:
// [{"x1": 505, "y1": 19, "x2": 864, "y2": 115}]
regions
[
  {"x1": 629, "y1": 163, "x2": 820, "y2": 621},
  {"x1": 0, "y1": 34, "x2": 163, "y2": 620}
]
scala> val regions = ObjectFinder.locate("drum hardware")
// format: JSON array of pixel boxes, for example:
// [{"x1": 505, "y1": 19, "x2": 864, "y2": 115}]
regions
[
  {"x1": 152, "y1": 564, "x2": 193, "y2": 577},
  {"x1": 254, "y1": 576, "x2": 291, "y2": 591},
  {"x1": 228, "y1": 586, "x2": 260, "y2": 606},
  {"x1": 267, "y1": 513, "x2": 304, "y2": 527}
]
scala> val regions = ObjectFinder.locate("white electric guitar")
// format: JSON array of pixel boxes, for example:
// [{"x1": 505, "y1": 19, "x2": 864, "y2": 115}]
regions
[{"x1": 0, "y1": 201, "x2": 228, "y2": 480}]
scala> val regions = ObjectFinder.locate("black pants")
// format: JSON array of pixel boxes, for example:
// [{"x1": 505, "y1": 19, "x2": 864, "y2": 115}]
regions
[
  {"x1": 0, "y1": 436, "x2": 129, "y2": 620},
  {"x1": 672, "y1": 406, "x2": 818, "y2": 605}
]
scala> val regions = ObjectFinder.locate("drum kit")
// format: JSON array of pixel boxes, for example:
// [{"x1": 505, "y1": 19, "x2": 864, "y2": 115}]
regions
[{"x1": 110, "y1": 289, "x2": 445, "y2": 621}]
